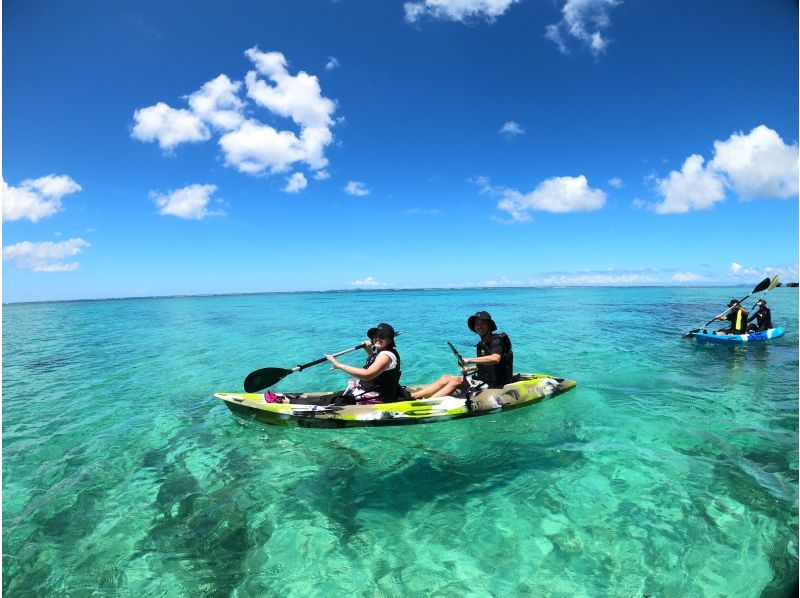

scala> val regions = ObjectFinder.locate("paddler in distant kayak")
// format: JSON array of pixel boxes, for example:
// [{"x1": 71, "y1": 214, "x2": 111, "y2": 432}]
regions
[
  {"x1": 746, "y1": 299, "x2": 772, "y2": 332},
  {"x1": 410, "y1": 311, "x2": 513, "y2": 399},
  {"x1": 714, "y1": 299, "x2": 749, "y2": 335},
  {"x1": 325, "y1": 322, "x2": 403, "y2": 404}
]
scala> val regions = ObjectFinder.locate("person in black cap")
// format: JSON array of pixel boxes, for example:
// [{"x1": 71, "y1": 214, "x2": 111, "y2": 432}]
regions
[
  {"x1": 410, "y1": 311, "x2": 513, "y2": 399},
  {"x1": 715, "y1": 299, "x2": 749, "y2": 335},
  {"x1": 746, "y1": 299, "x2": 772, "y2": 332},
  {"x1": 325, "y1": 323, "x2": 402, "y2": 403}
]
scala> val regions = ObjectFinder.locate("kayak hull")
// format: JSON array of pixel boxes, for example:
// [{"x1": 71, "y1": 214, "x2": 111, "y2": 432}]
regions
[
  {"x1": 694, "y1": 327, "x2": 785, "y2": 345},
  {"x1": 214, "y1": 373, "x2": 576, "y2": 428}
]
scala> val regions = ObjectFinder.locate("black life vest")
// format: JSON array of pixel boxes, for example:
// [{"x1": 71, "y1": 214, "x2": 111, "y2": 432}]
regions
[
  {"x1": 358, "y1": 347, "x2": 402, "y2": 401},
  {"x1": 475, "y1": 333, "x2": 513, "y2": 387}
]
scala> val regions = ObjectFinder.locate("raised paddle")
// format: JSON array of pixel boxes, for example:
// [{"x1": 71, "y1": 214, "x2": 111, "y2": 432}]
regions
[
  {"x1": 748, "y1": 274, "x2": 780, "y2": 310},
  {"x1": 244, "y1": 333, "x2": 402, "y2": 392},
  {"x1": 682, "y1": 276, "x2": 771, "y2": 338}
]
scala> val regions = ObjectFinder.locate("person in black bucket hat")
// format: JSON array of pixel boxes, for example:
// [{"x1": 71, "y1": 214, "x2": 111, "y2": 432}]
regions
[
  {"x1": 325, "y1": 322, "x2": 402, "y2": 404},
  {"x1": 715, "y1": 299, "x2": 749, "y2": 335},
  {"x1": 411, "y1": 310, "x2": 513, "y2": 399}
]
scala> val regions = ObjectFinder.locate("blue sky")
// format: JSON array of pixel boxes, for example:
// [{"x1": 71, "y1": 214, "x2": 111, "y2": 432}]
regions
[{"x1": 3, "y1": 0, "x2": 798, "y2": 302}]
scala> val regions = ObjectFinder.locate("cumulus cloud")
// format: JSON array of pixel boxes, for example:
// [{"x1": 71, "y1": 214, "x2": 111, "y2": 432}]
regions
[
  {"x1": 284, "y1": 172, "x2": 308, "y2": 193},
  {"x1": 730, "y1": 261, "x2": 798, "y2": 281},
  {"x1": 187, "y1": 74, "x2": 245, "y2": 131},
  {"x1": 150, "y1": 184, "x2": 224, "y2": 220},
  {"x1": 650, "y1": 126, "x2": 798, "y2": 214},
  {"x1": 219, "y1": 120, "x2": 308, "y2": 175},
  {"x1": 3, "y1": 175, "x2": 82, "y2": 222},
  {"x1": 652, "y1": 154, "x2": 727, "y2": 214},
  {"x1": 3, "y1": 237, "x2": 90, "y2": 272},
  {"x1": 345, "y1": 181, "x2": 370, "y2": 196},
  {"x1": 313, "y1": 170, "x2": 331, "y2": 180},
  {"x1": 132, "y1": 48, "x2": 337, "y2": 183},
  {"x1": 499, "y1": 121, "x2": 525, "y2": 138},
  {"x1": 478, "y1": 175, "x2": 606, "y2": 222},
  {"x1": 672, "y1": 271, "x2": 703, "y2": 282},
  {"x1": 325, "y1": 56, "x2": 340, "y2": 70},
  {"x1": 404, "y1": 0, "x2": 519, "y2": 23},
  {"x1": 529, "y1": 269, "x2": 659, "y2": 286},
  {"x1": 131, "y1": 102, "x2": 210, "y2": 150},
  {"x1": 350, "y1": 276, "x2": 389, "y2": 287},
  {"x1": 608, "y1": 177, "x2": 623, "y2": 188},
  {"x1": 545, "y1": 0, "x2": 620, "y2": 56},
  {"x1": 710, "y1": 125, "x2": 799, "y2": 200}
]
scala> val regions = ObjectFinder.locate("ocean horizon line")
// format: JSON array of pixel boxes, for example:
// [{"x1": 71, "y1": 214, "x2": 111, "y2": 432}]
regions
[{"x1": 5, "y1": 282, "x2": 794, "y2": 307}]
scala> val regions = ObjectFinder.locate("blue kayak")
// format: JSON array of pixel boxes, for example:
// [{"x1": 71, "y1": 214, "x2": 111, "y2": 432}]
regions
[{"x1": 694, "y1": 327, "x2": 785, "y2": 345}]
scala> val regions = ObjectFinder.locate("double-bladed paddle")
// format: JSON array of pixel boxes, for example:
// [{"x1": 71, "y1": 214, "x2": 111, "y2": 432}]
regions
[
  {"x1": 748, "y1": 274, "x2": 780, "y2": 311},
  {"x1": 244, "y1": 333, "x2": 402, "y2": 392},
  {"x1": 682, "y1": 276, "x2": 771, "y2": 338}
]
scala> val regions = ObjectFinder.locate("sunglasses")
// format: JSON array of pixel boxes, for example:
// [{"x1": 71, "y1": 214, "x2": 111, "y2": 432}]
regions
[{"x1": 371, "y1": 333, "x2": 389, "y2": 340}]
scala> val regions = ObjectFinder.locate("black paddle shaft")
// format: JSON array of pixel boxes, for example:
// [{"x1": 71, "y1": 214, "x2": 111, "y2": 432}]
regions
[
  {"x1": 293, "y1": 343, "x2": 365, "y2": 371},
  {"x1": 243, "y1": 333, "x2": 403, "y2": 393}
]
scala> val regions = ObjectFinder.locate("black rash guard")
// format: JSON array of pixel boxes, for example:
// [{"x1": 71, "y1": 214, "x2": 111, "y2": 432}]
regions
[{"x1": 747, "y1": 306, "x2": 772, "y2": 332}]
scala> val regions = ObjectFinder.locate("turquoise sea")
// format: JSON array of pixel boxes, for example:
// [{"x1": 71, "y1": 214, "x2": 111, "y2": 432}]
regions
[{"x1": 3, "y1": 287, "x2": 798, "y2": 596}]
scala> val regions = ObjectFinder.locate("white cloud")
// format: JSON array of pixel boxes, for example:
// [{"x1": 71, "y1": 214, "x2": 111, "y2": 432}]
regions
[
  {"x1": 483, "y1": 276, "x2": 523, "y2": 286},
  {"x1": 529, "y1": 270, "x2": 659, "y2": 286},
  {"x1": 150, "y1": 184, "x2": 223, "y2": 220},
  {"x1": 608, "y1": 177, "x2": 623, "y2": 188},
  {"x1": 485, "y1": 175, "x2": 606, "y2": 222},
  {"x1": 651, "y1": 126, "x2": 798, "y2": 214},
  {"x1": 244, "y1": 49, "x2": 336, "y2": 130},
  {"x1": 3, "y1": 237, "x2": 90, "y2": 272},
  {"x1": 187, "y1": 74, "x2": 245, "y2": 132},
  {"x1": 345, "y1": 181, "x2": 370, "y2": 196},
  {"x1": 499, "y1": 121, "x2": 525, "y2": 138},
  {"x1": 284, "y1": 172, "x2": 308, "y2": 193},
  {"x1": 710, "y1": 125, "x2": 799, "y2": 200},
  {"x1": 545, "y1": 0, "x2": 620, "y2": 56},
  {"x1": 132, "y1": 48, "x2": 337, "y2": 181},
  {"x1": 3, "y1": 175, "x2": 82, "y2": 222},
  {"x1": 652, "y1": 154, "x2": 727, "y2": 214},
  {"x1": 131, "y1": 102, "x2": 210, "y2": 150},
  {"x1": 219, "y1": 120, "x2": 306, "y2": 175},
  {"x1": 730, "y1": 261, "x2": 799, "y2": 281},
  {"x1": 350, "y1": 276, "x2": 389, "y2": 287},
  {"x1": 313, "y1": 170, "x2": 331, "y2": 180},
  {"x1": 325, "y1": 56, "x2": 340, "y2": 70},
  {"x1": 672, "y1": 271, "x2": 703, "y2": 282},
  {"x1": 404, "y1": 0, "x2": 519, "y2": 23}
]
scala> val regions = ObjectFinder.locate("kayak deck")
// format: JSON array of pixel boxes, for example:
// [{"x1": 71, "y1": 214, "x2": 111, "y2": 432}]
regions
[
  {"x1": 694, "y1": 327, "x2": 785, "y2": 345},
  {"x1": 214, "y1": 373, "x2": 576, "y2": 428}
]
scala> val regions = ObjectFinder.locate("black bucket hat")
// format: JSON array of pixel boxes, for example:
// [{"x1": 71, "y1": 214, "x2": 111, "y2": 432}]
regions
[
  {"x1": 467, "y1": 311, "x2": 497, "y2": 332},
  {"x1": 367, "y1": 322, "x2": 396, "y2": 340},
  {"x1": 728, "y1": 299, "x2": 740, "y2": 307}
]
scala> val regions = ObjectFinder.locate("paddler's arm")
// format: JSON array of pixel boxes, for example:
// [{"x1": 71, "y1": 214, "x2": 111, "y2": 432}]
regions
[
  {"x1": 463, "y1": 353, "x2": 501, "y2": 366},
  {"x1": 325, "y1": 352, "x2": 391, "y2": 381},
  {"x1": 361, "y1": 340, "x2": 373, "y2": 355}
]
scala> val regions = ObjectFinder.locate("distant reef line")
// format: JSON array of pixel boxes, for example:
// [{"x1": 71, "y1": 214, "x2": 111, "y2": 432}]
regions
[{"x1": 4, "y1": 283, "x2": 798, "y2": 306}]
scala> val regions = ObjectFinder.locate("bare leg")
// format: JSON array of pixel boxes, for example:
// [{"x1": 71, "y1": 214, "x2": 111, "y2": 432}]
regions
[
  {"x1": 410, "y1": 374, "x2": 461, "y2": 399},
  {"x1": 429, "y1": 376, "x2": 467, "y2": 398}
]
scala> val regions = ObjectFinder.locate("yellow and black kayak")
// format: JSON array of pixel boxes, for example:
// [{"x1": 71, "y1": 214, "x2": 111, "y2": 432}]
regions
[{"x1": 214, "y1": 373, "x2": 576, "y2": 428}]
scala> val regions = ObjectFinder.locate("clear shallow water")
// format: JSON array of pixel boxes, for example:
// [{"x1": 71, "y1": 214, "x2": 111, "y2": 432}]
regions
[{"x1": 3, "y1": 287, "x2": 798, "y2": 596}]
